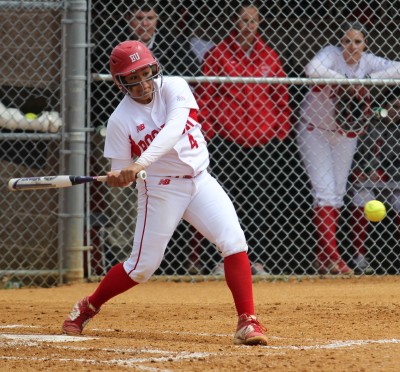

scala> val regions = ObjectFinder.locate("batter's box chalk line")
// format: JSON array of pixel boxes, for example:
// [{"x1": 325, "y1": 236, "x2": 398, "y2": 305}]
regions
[
  {"x1": 1, "y1": 330, "x2": 400, "y2": 371},
  {"x1": 0, "y1": 333, "x2": 97, "y2": 342}
]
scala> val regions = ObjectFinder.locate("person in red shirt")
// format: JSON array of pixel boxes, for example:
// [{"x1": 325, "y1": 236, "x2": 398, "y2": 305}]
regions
[{"x1": 195, "y1": 1, "x2": 291, "y2": 275}]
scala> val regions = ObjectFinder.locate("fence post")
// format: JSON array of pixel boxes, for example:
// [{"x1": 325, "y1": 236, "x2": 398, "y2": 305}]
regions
[{"x1": 63, "y1": 0, "x2": 89, "y2": 282}]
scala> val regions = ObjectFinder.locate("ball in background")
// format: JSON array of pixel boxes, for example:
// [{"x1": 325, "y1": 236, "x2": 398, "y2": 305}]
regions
[
  {"x1": 364, "y1": 200, "x2": 386, "y2": 222},
  {"x1": 25, "y1": 112, "x2": 38, "y2": 120}
]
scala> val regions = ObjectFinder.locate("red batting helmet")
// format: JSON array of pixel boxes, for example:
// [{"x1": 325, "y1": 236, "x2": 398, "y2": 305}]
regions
[{"x1": 110, "y1": 40, "x2": 159, "y2": 82}]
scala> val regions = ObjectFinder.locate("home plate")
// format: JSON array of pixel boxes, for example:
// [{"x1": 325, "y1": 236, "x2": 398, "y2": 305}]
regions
[{"x1": 1, "y1": 334, "x2": 97, "y2": 342}]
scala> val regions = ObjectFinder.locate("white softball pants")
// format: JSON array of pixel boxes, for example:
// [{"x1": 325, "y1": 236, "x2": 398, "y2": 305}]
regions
[
  {"x1": 123, "y1": 171, "x2": 248, "y2": 283},
  {"x1": 297, "y1": 123, "x2": 358, "y2": 208}
]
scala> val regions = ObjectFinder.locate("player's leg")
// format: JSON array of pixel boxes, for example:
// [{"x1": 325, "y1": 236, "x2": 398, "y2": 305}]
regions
[
  {"x1": 297, "y1": 128, "x2": 341, "y2": 272},
  {"x1": 328, "y1": 135, "x2": 360, "y2": 273},
  {"x1": 63, "y1": 178, "x2": 191, "y2": 335},
  {"x1": 332, "y1": 135, "x2": 358, "y2": 208},
  {"x1": 183, "y1": 172, "x2": 267, "y2": 345}
]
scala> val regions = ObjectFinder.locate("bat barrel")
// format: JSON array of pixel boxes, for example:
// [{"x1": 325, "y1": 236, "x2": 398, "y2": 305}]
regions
[
  {"x1": 8, "y1": 178, "x2": 19, "y2": 191},
  {"x1": 7, "y1": 176, "x2": 73, "y2": 191},
  {"x1": 7, "y1": 170, "x2": 147, "y2": 191}
]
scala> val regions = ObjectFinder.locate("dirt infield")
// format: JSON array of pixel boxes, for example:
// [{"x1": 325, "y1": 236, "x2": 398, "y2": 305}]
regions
[{"x1": 1, "y1": 276, "x2": 400, "y2": 371}]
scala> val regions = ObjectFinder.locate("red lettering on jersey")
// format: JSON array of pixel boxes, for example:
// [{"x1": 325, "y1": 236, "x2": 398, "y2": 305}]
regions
[
  {"x1": 159, "y1": 179, "x2": 171, "y2": 185},
  {"x1": 137, "y1": 123, "x2": 145, "y2": 132},
  {"x1": 144, "y1": 133, "x2": 153, "y2": 147},
  {"x1": 143, "y1": 129, "x2": 160, "y2": 148},
  {"x1": 129, "y1": 125, "x2": 165, "y2": 157},
  {"x1": 180, "y1": 110, "x2": 198, "y2": 134},
  {"x1": 138, "y1": 140, "x2": 147, "y2": 152},
  {"x1": 183, "y1": 120, "x2": 194, "y2": 134},
  {"x1": 151, "y1": 129, "x2": 159, "y2": 139},
  {"x1": 188, "y1": 133, "x2": 198, "y2": 149},
  {"x1": 129, "y1": 135, "x2": 142, "y2": 157}
]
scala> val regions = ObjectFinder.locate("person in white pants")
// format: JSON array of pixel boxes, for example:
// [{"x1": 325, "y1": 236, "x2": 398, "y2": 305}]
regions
[
  {"x1": 297, "y1": 21, "x2": 400, "y2": 275},
  {"x1": 62, "y1": 40, "x2": 268, "y2": 346}
]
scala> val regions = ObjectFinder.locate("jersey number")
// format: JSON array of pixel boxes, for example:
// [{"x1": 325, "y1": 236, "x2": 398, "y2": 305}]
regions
[{"x1": 188, "y1": 133, "x2": 198, "y2": 149}]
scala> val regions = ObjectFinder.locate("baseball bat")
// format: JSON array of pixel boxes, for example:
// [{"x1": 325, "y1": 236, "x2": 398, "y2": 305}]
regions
[{"x1": 7, "y1": 170, "x2": 147, "y2": 191}]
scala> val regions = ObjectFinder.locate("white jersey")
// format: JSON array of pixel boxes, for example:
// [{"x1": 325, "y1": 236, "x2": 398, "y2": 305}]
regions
[
  {"x1": 299, "y1": 45, "x2": 400, "y2": 131},
  {"x1": 104, "y1": 76, "x2": 209, "y2": 177}
]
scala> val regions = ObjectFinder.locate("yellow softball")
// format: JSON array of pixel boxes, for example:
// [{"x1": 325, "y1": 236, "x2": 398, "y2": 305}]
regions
[
  {"x1": 364, "y1": 200, "x2": 386, "y2": 222},
  {"x1": 25, "y1": 112, "x2": 38, "y2": 120}
]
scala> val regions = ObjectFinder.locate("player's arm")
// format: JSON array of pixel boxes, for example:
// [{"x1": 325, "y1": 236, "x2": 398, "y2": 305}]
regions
[
  {"x1": 109, "y1": 108, "x2": 188, "y2": 186},
  {"x1": 132, "y1": 107, "x2": 190, "y2": 169},
  {"x1": 366, "y1": 54, "x2": 400, "y2": 79},
  {"x1": 104, "y1": 117, "x2": 144, "y2": 187},
  {"x1": 107, "y1": 158, "x2": 138, "y2": 188},
  {"x1": 107, "y1": 159, "x2": 144, "y2": 187},
  {"x1": 305, "y1": 46, "x2": 346, "y2": 79}
]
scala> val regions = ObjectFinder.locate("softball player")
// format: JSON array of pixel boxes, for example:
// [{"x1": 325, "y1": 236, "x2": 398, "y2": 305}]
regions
[
  {"x1": 297, "y1": 21, "x2": 400, "y2": 275},
  {"x1": 62, "y1": 40, "x2": 267, "y2": 346}
]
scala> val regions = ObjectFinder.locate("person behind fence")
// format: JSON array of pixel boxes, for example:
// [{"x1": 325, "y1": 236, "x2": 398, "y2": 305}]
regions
[
  {"x1": 297, "y1": 21, "x2": 400, "y2": 275},
  {"x1": 196, "y1": 1, "x2": 291, "y2": 275},
  {"x1": 127, "y1": 0, "x2": 200, "y2": 77},
  {"x1": 62, "y1": 40, "x2": 268, "y2": 346},
  {"x1": 348, "y1": 87, "x2": 400, "y2": 273},
  {"x1": 186, "y1": 3, "x2": 216, "y2": 66}
]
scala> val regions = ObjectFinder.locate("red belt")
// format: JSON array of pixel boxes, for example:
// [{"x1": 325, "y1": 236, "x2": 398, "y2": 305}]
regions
[
  {"x1": 307, "y1": 123, "x2": 359, "y2": 138},
  {"x1": 168, "y1": 170, "x2": 203, "y2": 179},
  {"x1": 336, "y1": 129, "x2": 358, "y2": 138}
]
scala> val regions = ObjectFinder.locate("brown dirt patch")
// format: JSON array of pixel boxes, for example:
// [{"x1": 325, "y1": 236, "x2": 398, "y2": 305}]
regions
[{"x1": 1, "y1": 276, "x2": 400, "y2": 371}]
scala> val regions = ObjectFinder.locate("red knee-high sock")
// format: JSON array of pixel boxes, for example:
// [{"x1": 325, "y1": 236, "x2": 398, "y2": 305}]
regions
[
  {"x1": 224, "y1": 252, "x2": 254, "y2": 316},
  {"x1": 314, "y1": 206, "x2": 341, "y2": 263},
  {"x1": 89, "y1": 262, "x2": 138, "y2": 309},
  {"x1": 350, "y1": 206, "x2": 368, "y2": 256}
]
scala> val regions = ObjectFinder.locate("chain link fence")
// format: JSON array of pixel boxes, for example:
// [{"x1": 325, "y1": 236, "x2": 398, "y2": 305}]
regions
[
  {"x1": 1, "y1": 1, "x2": 400, "y2": 287},
  {"x1": 0, "y1": 0, "x2": 65, "y2": 287}
]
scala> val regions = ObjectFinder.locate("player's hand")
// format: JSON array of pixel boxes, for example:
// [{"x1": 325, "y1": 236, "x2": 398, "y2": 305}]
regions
[{"x1": 107, "y1": 164, "x2": 145, "y2": 187}]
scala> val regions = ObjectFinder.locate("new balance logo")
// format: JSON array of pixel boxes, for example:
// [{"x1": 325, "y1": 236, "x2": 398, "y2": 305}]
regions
[
  {"x1": 159, "y1": 179, "x2": 171, "y2": 185},
  {"x1": 68, "y1": 303, "x2": 80, "y2": 321},
  {"x1": 137, "y1": 123, "x2": 145, "y2": 132}
]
